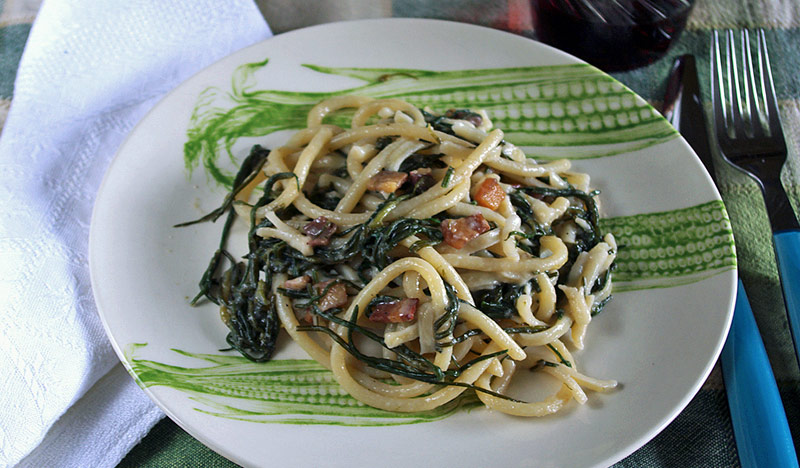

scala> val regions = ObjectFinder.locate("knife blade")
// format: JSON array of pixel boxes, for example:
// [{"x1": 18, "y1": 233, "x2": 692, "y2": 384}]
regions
[
  {"x1": 663, "y1": 56, "x2": 718, "y2": 184},
  {"x1": 663, "y1": 54, "x2": 798, "y2": 468}
]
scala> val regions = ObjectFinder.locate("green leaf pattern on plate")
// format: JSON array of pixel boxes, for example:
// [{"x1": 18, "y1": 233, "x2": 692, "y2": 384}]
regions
[
  {"x1": 125, "y1": 344, "x2": 479, "y2": 426},
  {"x1": 603, "y1": 201, "x2": 736, "y2": 291},
  {"x1": 184, "y1": 60, "x2": 677, "y2": 188},
  {"x1": 181, "y1": 58, "x2": 733, "y2": 290}
]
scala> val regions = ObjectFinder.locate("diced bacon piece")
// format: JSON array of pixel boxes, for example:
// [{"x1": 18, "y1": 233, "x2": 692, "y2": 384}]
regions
[
  {"x1": 314, "y1": 280, "x2": 349, "y2": 311},
  {"x1": 302, "y1": 216, "x2": 337, "y2": 247},
  {"x1": 367, "y1": 171, "x2": 409, "y2": 193},
  {"x1": 475, "y1": 178, "x2": 506, "y2": 211},
  {"x1": 295, "y1": 307, "x2": 314, "y2": 324},
  {"x1": 369, "y1": 298, "x2": 419, "y2": 323},
  {"x1": 281, "y1": 275, "x2": 311, "y2": 290},
  {"x1": 440, "y1": 213, "x2": 491, "y2": 249}
]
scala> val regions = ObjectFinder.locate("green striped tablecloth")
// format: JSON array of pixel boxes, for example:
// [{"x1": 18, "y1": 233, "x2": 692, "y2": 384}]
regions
[{"x1": 3, "y1": 0, "x2": 797, "y2": 466}]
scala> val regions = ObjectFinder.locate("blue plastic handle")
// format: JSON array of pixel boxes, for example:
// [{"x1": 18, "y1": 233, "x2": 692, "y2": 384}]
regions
[
  {"x1": 721, "y1": 280, "x2": 798, "y2": 468},
  {"x1": 774, "y1": 230, "x2": 800, "y2": 363}
]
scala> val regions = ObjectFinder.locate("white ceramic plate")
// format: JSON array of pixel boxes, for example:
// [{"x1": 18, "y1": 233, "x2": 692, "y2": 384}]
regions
[{"x1": 90, "y1": 19, "x2": 736, "y2": 468}]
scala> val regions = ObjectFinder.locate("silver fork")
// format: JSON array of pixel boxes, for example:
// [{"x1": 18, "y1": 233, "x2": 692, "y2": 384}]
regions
[{"x1": 711, "y1": 30, "x2": 800, "y2": 366}]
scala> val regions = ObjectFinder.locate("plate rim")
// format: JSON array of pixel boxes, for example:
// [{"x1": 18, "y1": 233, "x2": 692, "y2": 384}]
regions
[{"x1": 89, "y1": 17, "x2": 736, "y2": 468}]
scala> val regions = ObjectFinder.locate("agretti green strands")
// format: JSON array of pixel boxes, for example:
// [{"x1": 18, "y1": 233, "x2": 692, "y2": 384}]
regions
[
  {"x1": 184, "y1": 60, "x2": 677, "y2": 188},
  {"x1": 125, "y1": 344, "x2": 480, "y2": 426},
  {"x1": 602, "y1": 201, "x2": 736, "y2": 291}
]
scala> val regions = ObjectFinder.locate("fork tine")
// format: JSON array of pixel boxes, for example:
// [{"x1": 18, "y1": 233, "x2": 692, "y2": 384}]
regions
[
  {"x1": 726, "y1": 29, "x2": 747, "y2": 139},
  {"x1": 757, "y1": 29, "x2": 784, "y2": 139},
  {"x1": 710, "y1": 28, "x2": 797, "y2": 231},
  {"x1": 711, "y1": 31, "x2": 728, "y2": 139},
  {"x1": 742, "y1": 30, "x2": 765, "y2": 138}
]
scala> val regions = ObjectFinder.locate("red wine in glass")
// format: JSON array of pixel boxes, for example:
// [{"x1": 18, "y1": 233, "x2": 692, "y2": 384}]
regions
[{"x1": 531, "y1": 0, "x2": 695, "y2": 72}]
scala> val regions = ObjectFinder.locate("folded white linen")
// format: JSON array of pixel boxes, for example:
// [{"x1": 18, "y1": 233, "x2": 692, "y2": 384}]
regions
[{"x1": 0, "y1": 1, "x2": 271, "y2": 466}]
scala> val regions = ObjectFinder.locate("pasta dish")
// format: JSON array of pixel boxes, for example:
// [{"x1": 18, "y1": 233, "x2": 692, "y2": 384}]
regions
[{"x1": 180, "y1": 96, "x2": 618, "y2": 417}]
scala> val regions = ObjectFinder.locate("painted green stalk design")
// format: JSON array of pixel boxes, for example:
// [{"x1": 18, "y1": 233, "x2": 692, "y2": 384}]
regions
[
  {"x1": 181, "y1": 57, "x2": 731, "y2": 289},
  {"x1": 602, "y1": 200, "x2": 736, "y2": 291},
  {"x1": 185, "y1": 60, "x2": 677, "y2": 188},
  {"x1": 125, "y1": 344, "x2": 480, "y2": 426}
]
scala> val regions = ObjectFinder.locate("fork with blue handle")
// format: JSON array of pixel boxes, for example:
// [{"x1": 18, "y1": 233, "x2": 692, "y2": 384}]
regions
[
  {"x1": 710, "y1": 29, "x2": 800, "y2": 468},
  {"x1": 712, "y1": 29, "x2": 800, "y2": 367}
]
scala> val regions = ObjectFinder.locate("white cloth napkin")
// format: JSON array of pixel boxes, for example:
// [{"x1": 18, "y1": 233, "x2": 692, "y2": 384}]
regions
[{"x1": 0, "y1": 1, "x2": 272, "y2": 466}]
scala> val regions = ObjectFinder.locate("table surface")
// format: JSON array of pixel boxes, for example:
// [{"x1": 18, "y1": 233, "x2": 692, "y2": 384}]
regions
[{"x1": 2, "y1": 0, "x2": 798, "y2": 467}]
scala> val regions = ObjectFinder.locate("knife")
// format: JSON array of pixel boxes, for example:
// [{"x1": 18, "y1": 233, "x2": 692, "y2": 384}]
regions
[{"x1": 663, "y1": 54, "x2": 798, "y2": 468}]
